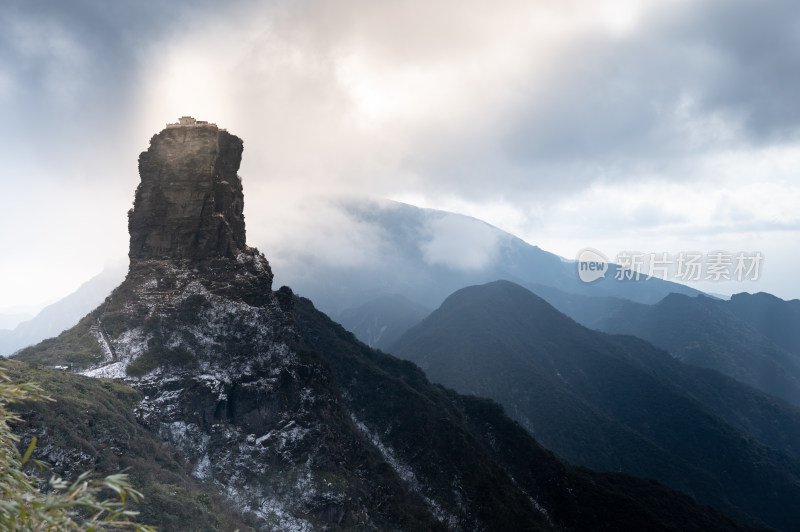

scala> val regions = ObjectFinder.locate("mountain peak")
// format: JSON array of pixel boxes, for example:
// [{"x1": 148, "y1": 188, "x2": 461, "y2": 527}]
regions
[{"x1": 128, "y1": 117, "x2": 247, "y2": 263}]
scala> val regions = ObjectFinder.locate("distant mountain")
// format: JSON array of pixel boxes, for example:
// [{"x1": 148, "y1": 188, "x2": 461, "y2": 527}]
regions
[
  {"x1": 538, "y1": 288, "x2": 800, "y2": 407},
  {"x1": 272, "y1": 198, "x2": 702, "y2": 346},
  {"x1": 0, "y1": 311, "x2": 33, "y2": 330},
  {"x1": 726, "y1": 292, "x2": 800, "y2": 355},
  {"x1": 336, "y1": 293, "x2": 431, "y2": 350},
  {"x1": 408, "y1": 282, "x2": 800, "y2": 464},
  {"x1": 392, "y1": 280, "x2": 800, "y2": 530},
  {"x1": 0, "y1": 266, "x2": 125, "y2": 356}
]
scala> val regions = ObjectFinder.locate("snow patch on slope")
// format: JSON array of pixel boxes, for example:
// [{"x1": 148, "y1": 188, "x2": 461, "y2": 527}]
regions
[
  {"x1": 82, "y1": 327, "x2": 149, "y2": 378},
  {"x1": 82, "y1": 361, "x2": 127, "y2": 379},
  {"x1": 90, "y1": 325, "x2": 114, "y2": 362},
  {"x1": 226, "y1": 485, "x2": 314, "y2": 532}
]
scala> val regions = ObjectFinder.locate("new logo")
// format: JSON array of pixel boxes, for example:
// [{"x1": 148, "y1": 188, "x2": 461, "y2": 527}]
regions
[{"x1": 576, "y1": 247, "x2": 608, "y2": 283}]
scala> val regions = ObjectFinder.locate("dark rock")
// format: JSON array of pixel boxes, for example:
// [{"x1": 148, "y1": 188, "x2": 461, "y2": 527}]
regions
[
  {"x1": 275, "y1": 285, "x2": 294, "y2": 314},
  {"x1": 128, "y1": 117, "x2": 248, "y2": 263}
]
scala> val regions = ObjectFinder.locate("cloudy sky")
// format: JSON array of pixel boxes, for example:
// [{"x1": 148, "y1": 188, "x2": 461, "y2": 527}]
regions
[{"x1": 1, "y1": 0, "x2": 799, "y2": 314}]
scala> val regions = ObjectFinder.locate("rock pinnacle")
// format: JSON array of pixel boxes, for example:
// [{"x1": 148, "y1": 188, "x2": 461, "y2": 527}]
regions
[{"x1": 128, "y1": 116, "x2": 247, "y2": 262}]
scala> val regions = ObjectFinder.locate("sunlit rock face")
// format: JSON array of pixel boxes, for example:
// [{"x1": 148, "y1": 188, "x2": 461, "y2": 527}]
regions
[{"x1": 128, "y1": 117, "x2": 247, "y2": 262}]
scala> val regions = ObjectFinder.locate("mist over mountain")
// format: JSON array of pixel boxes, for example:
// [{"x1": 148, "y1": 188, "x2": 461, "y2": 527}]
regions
[
  {"x1": 0, "y1": 198, "x2": 704, "y2": 357},
  {"x1": 336, "y1": 293, "x2": 431, "y2": 350},
  {"x1": 0, "y1": 311, "x2": 33, "y2": 330},
  {"x1": 392, "y1": 280, "x2": 800, "y2": 530},
  {"x1": 272, "y1": 197, "x2": 702, "y2": 345},
  {"x1": 8, "y1": 118, "x2": 757, "y2": 531}
]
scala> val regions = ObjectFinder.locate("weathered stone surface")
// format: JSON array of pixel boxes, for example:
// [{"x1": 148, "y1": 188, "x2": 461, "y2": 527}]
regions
[{"x1": 128, "y1": 117, "x2": 247, "y2": 262}]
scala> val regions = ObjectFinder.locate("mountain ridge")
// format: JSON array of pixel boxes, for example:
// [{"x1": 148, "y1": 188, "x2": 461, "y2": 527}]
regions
[
  {"x1": 538, "y1": 287, "x2": 800, "y2": 406},
  {"x1": 392, "y1": 280, "x2": 800, "y2": 530}
]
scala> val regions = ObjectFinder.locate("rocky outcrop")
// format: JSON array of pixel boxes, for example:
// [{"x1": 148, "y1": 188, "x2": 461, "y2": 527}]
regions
[{"x1": 128, "y1": 117, "x2": 248, "y2": 263}]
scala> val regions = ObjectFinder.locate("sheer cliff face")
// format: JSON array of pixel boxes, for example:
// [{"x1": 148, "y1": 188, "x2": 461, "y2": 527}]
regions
[{"x1": 128, "y1": 122, "x2": 246, "y2": 262}]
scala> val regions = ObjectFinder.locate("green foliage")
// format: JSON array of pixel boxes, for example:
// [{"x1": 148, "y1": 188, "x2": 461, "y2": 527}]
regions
[
  {"x1": 126, "y1": 329, "x2": 198, "y2": 378},
  {"x1": 177, "y1": 295, "x2": 211, "y2": 323},
  {"x1": 0, "y1": 369, "x2": 155, "y2": 531},
  {"x1": 0, "y1": 359, "x2": 254, "y2": 531},
  {"x1": 100, "y1": 312, "x2": 131, "y2": 339},
  {"x1": 13, "y1": 314, "x2": 104, "y2": 369}
]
